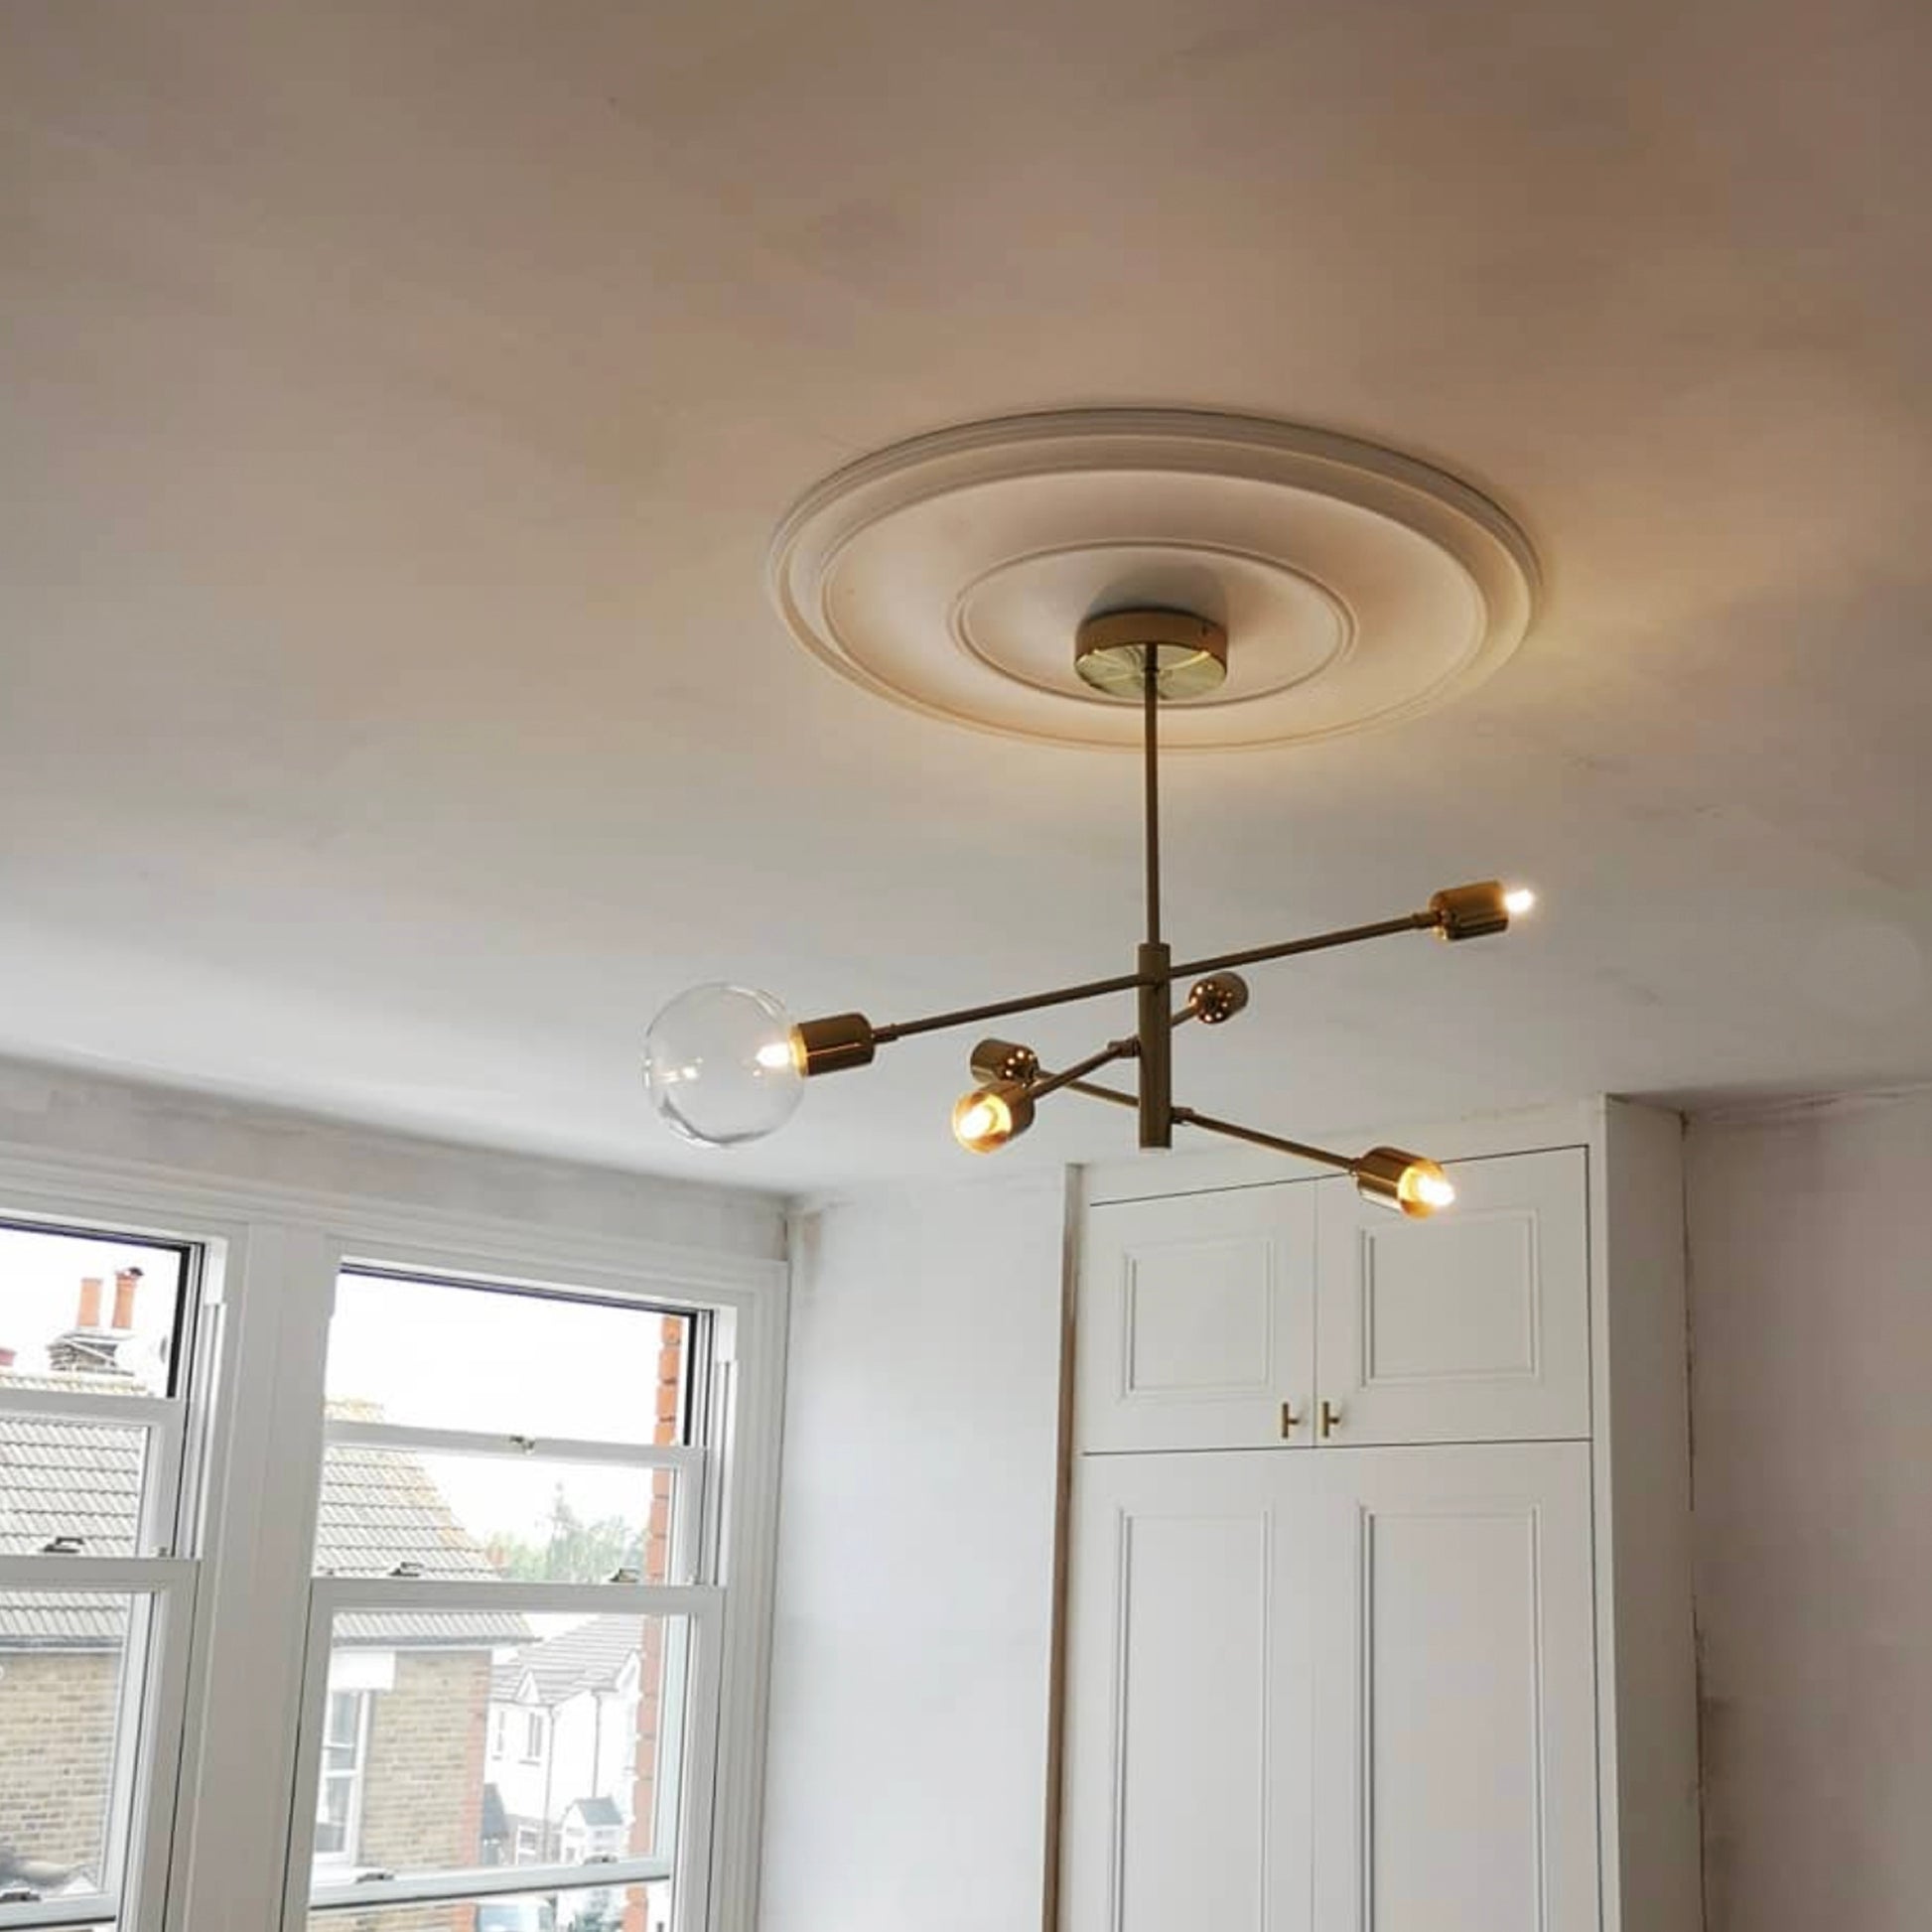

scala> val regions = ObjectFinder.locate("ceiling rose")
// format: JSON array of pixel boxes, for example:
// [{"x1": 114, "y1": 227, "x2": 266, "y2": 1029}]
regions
[{"x1": 766, "y1": 408, "x2": 1539, "y2": 751}]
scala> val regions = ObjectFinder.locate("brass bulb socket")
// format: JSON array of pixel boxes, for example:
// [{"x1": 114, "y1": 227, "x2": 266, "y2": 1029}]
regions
[
  {"x1": 1353, "y1": 1146, "x2": 1455, "y2": 1218},
  {"x1": 952, "y1": 1082, "x2": 1035, "y2": 1155},
  {"x1": 969, "y1": 1037, "x2": 1041, "y2": 1086},
  {"x1": 1429, "y1": 881, "x2": 1511, "y2": 942},
  {"x1": 791, "y1": 1013, "x2": 877, "y2": 1077},
  {"x1": 1188, "y1": 972, "x2": 1250, "y2": 1025}
]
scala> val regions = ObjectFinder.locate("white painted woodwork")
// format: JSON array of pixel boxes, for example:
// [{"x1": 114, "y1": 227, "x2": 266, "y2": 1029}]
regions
[
  {"x1": 1074, "y1": 1183, "x2": 1315, "y2": 1452},
  {"x1": 1309, "y1": 1442, "x2": 1599, "y2": 1932},
  {"x1": 1313, "y1": 1149, "x2": 1590, "y2": 1446},
  {"x1": 1062, "y1": 1101, "x2": 1702, "y2": 1932},
  {"x1": 1060, "y1": 1450, "x2": 1314, "y2": 1932}
]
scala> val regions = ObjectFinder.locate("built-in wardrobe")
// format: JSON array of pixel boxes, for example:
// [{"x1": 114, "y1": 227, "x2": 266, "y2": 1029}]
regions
[{"x1": 1057, "y1": 1100, "x2": 1701, "y2": 1932}]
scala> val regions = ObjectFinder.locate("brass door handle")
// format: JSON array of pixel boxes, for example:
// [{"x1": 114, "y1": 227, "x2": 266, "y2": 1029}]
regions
[
  {"x1": 1318, "y1": 1398, "x2": 1343, "y2": 1441},
  {"x1": 1280, "y1": 1401, "x2": 1301, "y2": 1440}
]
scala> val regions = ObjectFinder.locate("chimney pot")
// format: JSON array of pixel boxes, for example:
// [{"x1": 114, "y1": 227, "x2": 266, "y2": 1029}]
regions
[
  {"x1": 111, "y1": 1267, "x2": 143, "y2": 1332},
  {"x1": 77, "y1": 1278, "x2": 104, "y2": 1329}
]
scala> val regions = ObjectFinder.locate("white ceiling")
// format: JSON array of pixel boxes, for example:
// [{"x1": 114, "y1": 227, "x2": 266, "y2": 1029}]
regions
[{"x1": 3, "y1": 0, "x2": 1929, "y2": 1194}]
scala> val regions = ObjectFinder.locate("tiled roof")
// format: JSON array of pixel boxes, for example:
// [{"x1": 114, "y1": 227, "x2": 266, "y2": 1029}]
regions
[
  {"x1": 490, "y1": 1612, "x2": 638, "y2": 1705},
  {"x1": 0, "y1": 1374, "x2": 526, "y2": 1650}
]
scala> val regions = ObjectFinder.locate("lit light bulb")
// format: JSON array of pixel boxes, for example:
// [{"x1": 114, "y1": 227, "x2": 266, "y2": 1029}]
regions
[
  {"x1": 641, "y1": 984, "x2": 805, "y2": 1148},
  {"x1": 1403, "y1": 1165, "x2": 1457, "y2": 1212},
  {"x1": 951, "y1": 1082, "x2": 1035, "y2": 1154},
  {"x1": 1354, "y1": 1146, "x2": 1455, "y2": 1218},
  {"x1": 1503, "y1": 886, "x2": 1537, "y2": 918}
]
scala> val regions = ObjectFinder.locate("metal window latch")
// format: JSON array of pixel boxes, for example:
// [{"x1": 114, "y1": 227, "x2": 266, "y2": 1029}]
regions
[
  {"x1": 41, "y1": 1534, "x2": 85, "y2": 1555},
  {"x1": 507, "y1": 1434, "x2": 538, "y2": 1454},
  {"x1": 0, "y1": 1886, "x2": 44, "y2": 1903},
  {"x1": 387, "y1": 1561, "x2": 425, "y2": 1579},
  {"x1": 353, "y1": 1869, "x2": 397, "y2": 1884},
  {"x1": 607, "y1": 1566, "x2": 641, "y2": 1585},
  {"x1": 583, "y1": 1854, "x2": 618, "y2": 1865}
]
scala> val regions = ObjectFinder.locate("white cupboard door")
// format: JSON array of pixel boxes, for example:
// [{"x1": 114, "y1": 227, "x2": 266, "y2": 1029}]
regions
[
  {"x1": 1310, "y1": 1442, "x2": 1600, "y2": 1932},
  {"x1": 1060, "y1": 1451, "x2": 1314, "y2": 1932},
  {"x1": 1313, "y1": 1148, "x2": 1589, "y2": 1446},
  {"x1": 1076, "y1": 1184, "x2": 1315, "y2": 1451}
]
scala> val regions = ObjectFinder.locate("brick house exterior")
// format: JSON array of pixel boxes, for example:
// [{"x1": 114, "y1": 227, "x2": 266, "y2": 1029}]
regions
[{"x1": 0, "y1": 1649, "x2": 120, "y2": 1880}]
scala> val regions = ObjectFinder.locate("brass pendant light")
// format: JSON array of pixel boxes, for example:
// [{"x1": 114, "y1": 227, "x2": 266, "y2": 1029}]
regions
[{"x1": 641, "y1": 609, "x2": 1533, "y2": 1216}]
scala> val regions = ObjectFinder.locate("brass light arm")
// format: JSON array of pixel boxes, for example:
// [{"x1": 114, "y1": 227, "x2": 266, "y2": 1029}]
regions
[
  {"x1": 1063, "y1": 1077, "x2": 1140, "y2": 1110},
  {"x1": 1169, "y1": 910, "x2": 1441, "y2": 982},
  {"x1": 1171, "y1": 1106, "x2": 1456, "y2": 1216},
  {"x1": 867, "y1": 906, "x2": 1446, "y2": 1048},
  {"x1": 870, "y1": 965, "x2": 1159, "y2": 1046},
  {"x1": 1050, "y1": 1084, "x2": 1371, "y2": 1182},
  {"x1": 1027, "y1": 1035, "x2": 1141, "y2": 1105},
  {"x1": 1170, "y1": 1104, "x2": 1360, "y2": 1175}
]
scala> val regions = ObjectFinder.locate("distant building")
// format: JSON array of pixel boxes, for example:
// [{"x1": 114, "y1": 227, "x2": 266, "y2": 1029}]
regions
[{"x1": 487, "y1": 1615, "x2": 643, "y2": 1866}]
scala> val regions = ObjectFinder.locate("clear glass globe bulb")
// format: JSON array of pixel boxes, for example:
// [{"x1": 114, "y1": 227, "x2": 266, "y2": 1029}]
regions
[{"x1": 642, "y1": 984, "x2": 804, "y2": 1148}]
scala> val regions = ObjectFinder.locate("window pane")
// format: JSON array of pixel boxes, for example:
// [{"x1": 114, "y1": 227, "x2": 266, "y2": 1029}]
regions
[
  {"x1": 327, "y1": 1276, "x2": 688, "y2": 1446},
  {"x1": 0, "y1": 1416, "x2": 149, "y2": 1557},
  {"x1": 317, "y1": 1445, "x2": 686, "y2": 1586},
  {"x1": 307, "y1": 1614, "x2": 689, "y2": 1899},
  {"x1": 0, "y1": 1225, "x2": 189, "y2": 1398},
  {"x1": 308, "y1": 1881, "x2": 670, "y2": 1931},
  {"x1": 0, "y1": 1589, "x2": 135, "y2": 1896}
]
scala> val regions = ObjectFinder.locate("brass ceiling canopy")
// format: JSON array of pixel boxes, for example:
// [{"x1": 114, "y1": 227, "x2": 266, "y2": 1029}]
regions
[
  {"x1": 647, "y1": 477, "x2": 1541, "y2": 1204},
  {"x1": 1073, "y1": 608, "x2": 1229, "y2": 700}
]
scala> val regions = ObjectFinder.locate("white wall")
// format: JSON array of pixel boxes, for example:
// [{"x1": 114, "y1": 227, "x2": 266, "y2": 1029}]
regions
[
  {"x1": 0, "y1": 1053, "x2": 784, "y2": 1260},
  {"x1": 760, "y1": 1169, "x2": 1068, "y2": 1932},
  {"x1": 1686, "y1": 1089, "x2": 1932, "y2": 1932}
]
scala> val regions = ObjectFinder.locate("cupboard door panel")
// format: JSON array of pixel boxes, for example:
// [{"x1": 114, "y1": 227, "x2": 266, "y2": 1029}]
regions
[
  {"x1": 1310, "y1": 1442, "x2": 1599, "y2": 1932},
  {"x1": 1081, "y1": 1181, "x2": 1321, "y2": 1452},
  {"x1": 1060, "y1": 1452, "x2": 1314, "y2": 1932},
  {"x1": 1076, "y1": 1185, "x2": 1315, "y2": 1451},
  {"x1": 1314, "y1": 1149, "x2": 1589, "y2": 1446}
]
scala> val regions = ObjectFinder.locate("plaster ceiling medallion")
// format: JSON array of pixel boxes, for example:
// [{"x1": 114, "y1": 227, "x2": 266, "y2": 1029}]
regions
[{"x1": 767, "y1": 409, "x2": 1539, "y2": 751}]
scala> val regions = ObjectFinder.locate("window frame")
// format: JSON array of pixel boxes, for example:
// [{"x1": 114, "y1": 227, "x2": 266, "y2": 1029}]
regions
[
  {"x1": 314, "y1": 1418, "x2": 706, "y2": 1586},
  {"x1": 0, "y1": 1218, "x2": 208, "y2": 1932},
  {"x1": 285, "y1": 1578, "x2": 723, "y2": 1926},
  {"x1": 0, "y1": 1144, "x2": 786, "y2": 1932},
  {"x1": 0, "y1": 1558, "x2": 198, "y2": 1932},
  {"x1": 288, "y1": 1264, "x2": 730, "y2": 1932}
]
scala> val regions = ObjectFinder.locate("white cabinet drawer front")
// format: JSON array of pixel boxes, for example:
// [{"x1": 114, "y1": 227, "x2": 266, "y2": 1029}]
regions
[
  {"x1": 1076, "y1": 1185, "x2": 1316, "y2": 1450},
  {"x1": 1314, "y1": 1148, "x2": 1589, "y2": 1445},
  {"x1": 1061, "y1": 1452, "x2": 1314, "y2": 1932},
  {"x1": 1311, "y1": 1442, "x2": 1600, "y2": 1932}
]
